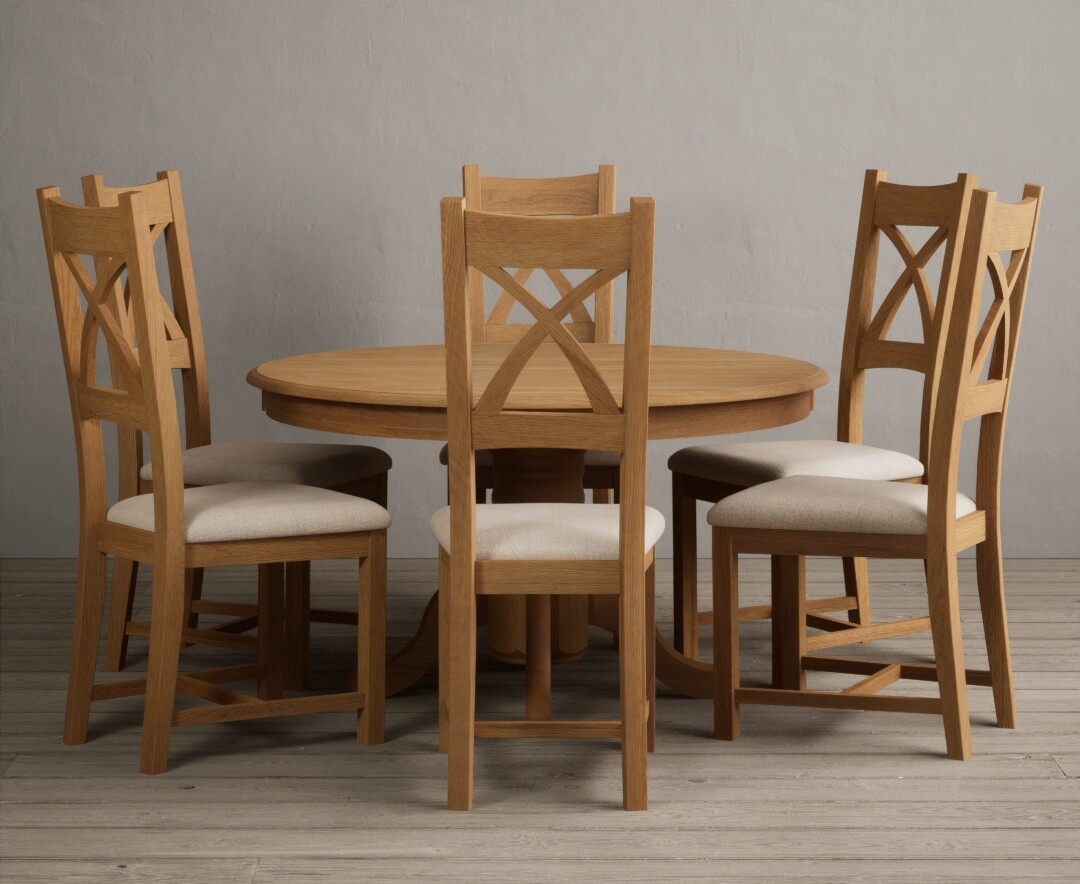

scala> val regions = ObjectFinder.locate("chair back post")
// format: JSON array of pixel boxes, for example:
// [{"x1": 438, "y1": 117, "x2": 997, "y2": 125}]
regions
[
  {"x1": 462, "y1": 165, "x2": 617, "y2": 345},
  {"x1": 618, "y1": 197, "x2": 656, "y2": 562},
  {"x1": 37, "y1": 186, "x2": 109, "y2": 530},
  {"x1": 37, "y1": 188, "x2": 187, "y2": 549},
  {"x1": 157, "y1": 170, "x2": 211, "y2": 447},
  {"x1": 927, "y1": 185, "x2": 1042, "y2": 538},
  {"x1": 441, "y1": 196, "x2": 477, "y2": 583},
  {"x1": 973, "y1": 182, "x2": 1044, "y2": 514},
  {"x1": 118, "y1": 190, "x2": 188, "y2": 549},
  {"x1": 836, "y1": 170, "x2": 977, "y2": 467}
]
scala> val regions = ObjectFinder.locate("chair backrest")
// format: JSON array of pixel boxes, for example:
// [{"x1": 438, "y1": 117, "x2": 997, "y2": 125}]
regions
[
  {"x1": 837, "y1": 170, "x2": 978, "y2": 465},
  {"x1": 82, "y1": 170, "x2": 212, "y2": 451},
  {"x1": 462, "y1": 165, "x2": 617, "y2": 345},
  {"x1": 927, "y1": 185, "x2": 1043, "y2": 528},
  {"x1": 440, "y1": 196, "x2": 655, "y2": 560},
  {"x1": 38, "y1": 187, "x2": 187, "y2": 542}
]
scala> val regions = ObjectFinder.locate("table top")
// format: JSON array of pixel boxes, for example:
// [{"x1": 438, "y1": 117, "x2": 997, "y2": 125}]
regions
[{"x1": 248, "y1": 343, "x2": 828, "y2": 441}]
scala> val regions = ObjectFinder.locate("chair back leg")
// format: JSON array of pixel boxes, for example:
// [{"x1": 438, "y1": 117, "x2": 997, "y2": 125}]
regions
[
  {"x1": 138, "y1": 555, "x2": 188, "y2": 774},
  {"x1": 975, "y1": 526, "x2": 1016, "y2": 728},
  {"x1": 841, "y1": 556, "x2": 872, "y2": 625},
  {"x1": 922, "y1": 551, "x2": 973, "y2": 760},
  {"x1": 712, "y1": 527, "x2": 741, "y2": 741},
  {"x1": 64, "y1": 543, "x2": 108, "y2": 744},
  {"x1": 358, "y1": 530, "x2": 387, "y2": 745},
  {"x1": 446, "y1": 562, "x2": 478, "y2": 810},
  {"x1": 619, "y1": 564, "x2": 649, "y2": 811}
]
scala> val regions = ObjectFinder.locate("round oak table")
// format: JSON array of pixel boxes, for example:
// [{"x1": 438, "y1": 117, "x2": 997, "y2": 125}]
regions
[{"x1": 248, "y1": 343, "x2": 828, "y2": 698}]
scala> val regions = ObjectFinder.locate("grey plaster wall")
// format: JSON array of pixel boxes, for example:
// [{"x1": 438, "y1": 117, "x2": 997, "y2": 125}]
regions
[{"x1": 2, "y1": 0, "x2": 1077, "y2": 557}]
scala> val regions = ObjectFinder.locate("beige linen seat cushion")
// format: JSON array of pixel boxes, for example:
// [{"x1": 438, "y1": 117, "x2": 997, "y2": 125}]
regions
[
  {"x1": 108, "y1": 482, "x2": 392, "y2": 544},
  {"x1": 431, "y1": 503, "x2": 665, "y2": 560},
  {"x1": 438, "y1": 444, "x2": 620, "y2": 469},
  {"x1": 668, "y1": 440, "x2": 923, "y2": 486},
  {"x1": 707, "y1": 475, "x2": 976, "y2": 535},
  {"x1": 140, "y1": 442, "x2": 392, "y2": 488}
]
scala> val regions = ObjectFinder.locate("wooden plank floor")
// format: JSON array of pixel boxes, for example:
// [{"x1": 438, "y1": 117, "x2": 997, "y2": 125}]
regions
[{"x1": 1, "y1": 557, "x2": 1078, "y2": 882}]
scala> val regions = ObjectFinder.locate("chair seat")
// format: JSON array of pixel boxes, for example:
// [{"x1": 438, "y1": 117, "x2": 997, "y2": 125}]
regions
[
  {"x1": 140, "y1": 442, "x2": 392, "y2": 488},
  {"x1": 668, "y1": 440, "x2": 924, "y2": 486},
  {"x1": 108, "y1": 482, "x2": 392, "y2": 544},
  {"x1": 707, "y1": 475, "x2": 976, "y2": 536},
  {"x1": 430, "y1": 503, "x2": 665, "y2": 560},
  {"x1": 438, "y1": 444, "x2": 620, "y2": 469}
]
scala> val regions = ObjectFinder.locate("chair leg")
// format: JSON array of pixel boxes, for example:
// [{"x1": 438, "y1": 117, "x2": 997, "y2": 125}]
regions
[
  {"x1": 646, "y1": 562, "x2": 657, "y2": 753},
  {"x1": 771, "y1": 555, "x2": 806, "y2": 690},
  {"x1": 358, "y1": 531, "x2": 387, "y2": 745},
  {"x1": 371, "y1": 471, "x2": 389, "y2": 509},
  {"x1": 975, "y1": 525, "x2": 1017, "y2": 728},
  {"x1": 438, "y1": 549, "x2": 450, "y2": 753},
  {"x1": 713, "y1": 527, "x2": 740, "y2": 741},
  {"x1": 64, "y1": 538, "x2": 108, "y2": 745},
  {"x1": 183, "y1": 568, "x2": 205, "y2": 630},
  {"x1": 284, "y1": 561, "x2": 311, "y2": 691},
  {"x1": 671, "y1": 473, "x2": 699, "y2": 658},
  {"x1": 592, "y1": 488, "x2": 612, "y2": 504},
  {"x1": 104, "y1": 555, "x2": 138, "y2": 672},
  {"x1": 446, "y1": 553, "x2": 477, "y2": 811},
  {"x1": 925, "y1": 551, "x2": 972, "y2": 761},
  {"x1": 618, "y1": 560, "x2": 648, "y2": 811},
  {"x1": 842, "y1": 556, "x2": 872, "y2": 625},
  {"x1": 257, "y1": 564, "x2": 286, "y2": 701},
  {"x1": 138, "y1": 550, "x2": 187, "y2": 775},
  {"x1": 525, "y1": 595, "x2": 552, "y2": 721}
]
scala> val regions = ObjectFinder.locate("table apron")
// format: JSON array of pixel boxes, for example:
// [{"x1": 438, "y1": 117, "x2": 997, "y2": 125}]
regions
[
  {"x1": 262, "y1": 392, "x2": 448, "y2": 440},
  {"x1": 262, "y1": 390, "x2": 814, "y2": 442}
]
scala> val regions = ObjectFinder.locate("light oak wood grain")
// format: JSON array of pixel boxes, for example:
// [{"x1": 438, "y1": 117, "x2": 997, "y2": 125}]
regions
[
  {"x1": 83, "y1": 171, "x2": 390, "y2": 688},
  {"x1": 36, "y1": 188, "x2": 389, "y2": 775},
  {"x1": 671, "y1": 170, "x2": 978, "y2": 660},
  {"x1": 713, "y1": 185, "x2": 1044, "y2": 761},
  {"x1": 458, "y1": 165, "x2": 619, "y2": 504},
  {"x1": 437, "y1": 197, "x2": 657, "y2": 811}
]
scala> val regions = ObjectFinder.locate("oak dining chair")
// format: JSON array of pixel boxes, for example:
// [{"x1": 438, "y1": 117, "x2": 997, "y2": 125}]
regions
[
  {"x1": 438, "y1": 165, "x2": 621, "y2": 504},
  {"x1": 709, "y1": 184, "x2": 1042, "y2": 759},
  {"x1": 38, "y1": 186, "x2": 390, "y2": 774},
  {"x1": 434, "y1": 196, "x2": 659, "y2": 810},
  {"x1": 668, "y1": 170, "x2": 978, "y2": 662},
  {"x1": 83, "y1": 170, "x2": 391, "y2": 691}
]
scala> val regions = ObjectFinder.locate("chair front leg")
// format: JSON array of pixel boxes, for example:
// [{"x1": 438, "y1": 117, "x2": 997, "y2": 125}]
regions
[
  {"x1": 358, "y1": 531, "x2": 387, "y2": 745},
  {"x1": 257, "y1": 564, "x2": 285, "y2": 701},
  {"x1": 284, "y1": 561, "x2": 311, "y2": 691},
  {"x1": 713, "y1": 527, "x2": 740, "y2": 741},
  {"x1": 671, "y1": 472, "x2": 699, "y2": 658},
  {"x1": 438, "y1": 549, "x2": 450, "y2": 752},
  {"x1": 525, "y1": 595, "x2": 552, "y2": 721},
  {"x1": 104, "y1": 556, "x2": 138, "y2": 671},
  {"x1": 183, "y1": 567, "x2": 205, "y2": 630}
]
